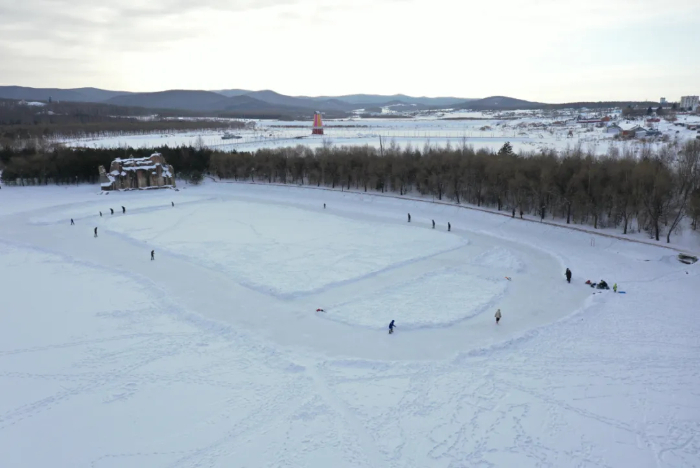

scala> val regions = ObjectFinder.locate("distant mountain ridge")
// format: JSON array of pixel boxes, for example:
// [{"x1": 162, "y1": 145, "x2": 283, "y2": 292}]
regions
[
  {"x1": 0, "y1": 85, "x2": 474, "y2": 113},
  {"x1": 456, "y1": 96, "x2": 543, "y2": 110},
  {"x1": 0, "y1": 86, "x2": 656, "y2": 115}
]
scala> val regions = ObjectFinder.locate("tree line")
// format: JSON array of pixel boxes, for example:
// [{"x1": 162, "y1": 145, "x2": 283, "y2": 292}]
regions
[
  {"x1": 2, "y1": 140, "x2": 699, "y2": 243},
  {"x1": 0, "y1": 99, "x2": 243, "y2": 142},
  {"x1": 209, "y1": 141, "x2": 700, "y2": 243},
  {"x1": 1, "y1": 145, "x2": 211, "y2": 185}
]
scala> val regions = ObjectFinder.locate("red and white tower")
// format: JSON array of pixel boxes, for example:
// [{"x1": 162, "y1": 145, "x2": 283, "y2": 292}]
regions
[{"x1": 312, "y1": 111, "x2": 324, "y2": 135}]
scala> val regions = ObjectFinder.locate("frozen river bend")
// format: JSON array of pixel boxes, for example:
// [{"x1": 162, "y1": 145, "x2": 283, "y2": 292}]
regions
[{"x1": 0, "y1": 183, "x2": 698, "y2": 467}]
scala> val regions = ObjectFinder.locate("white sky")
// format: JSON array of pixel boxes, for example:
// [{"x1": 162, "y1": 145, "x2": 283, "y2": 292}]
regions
[{"x1": 1, "y1": 0, "x2": 699, "y2": 102}]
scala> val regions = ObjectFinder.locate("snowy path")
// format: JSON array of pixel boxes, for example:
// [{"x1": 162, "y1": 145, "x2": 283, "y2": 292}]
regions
[{"x1": 0, "y1": 183, "x2": 698, "y2": 467}]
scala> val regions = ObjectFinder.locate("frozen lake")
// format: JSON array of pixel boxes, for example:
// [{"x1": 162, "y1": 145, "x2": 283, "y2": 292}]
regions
[{"x1": 1, "y1": 181, "x2": 698, "y2": 467}]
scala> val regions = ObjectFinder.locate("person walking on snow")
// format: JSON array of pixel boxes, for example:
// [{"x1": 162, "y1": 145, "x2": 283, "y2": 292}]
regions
[
  {"x1": 432, "y1": 220, "x2": 435, "y2": 229},
  {"x1": 70, "y1": 219, "x2": 75, "y2": 225},
  {"x1": 94, "y1": 227, "x2": 98, "y2": 238},
  {"x1": 565, "y1": 268, "x2": 572, "y2": 283},
  {"x1": 151, "y1": 250, "x2": 155, "y2": 261},
  {"x1": 110, "y1": 208, "x2": 114, "y2": 215},
  {"x1": 448, "y1": 222, "x2": 451, "y2": 232},
  {"x1": 388, "y1": 320, "x2": 396, "y2": 334},
  {"x1": 407, "y1": 213, "x2": 411, "y2": 223},
  {"x1": 121, "y1": 206, "x2": 126, "y2": 214},
  {"x1": 495, "y1": 309, "x2": 502, "y2": 325}
]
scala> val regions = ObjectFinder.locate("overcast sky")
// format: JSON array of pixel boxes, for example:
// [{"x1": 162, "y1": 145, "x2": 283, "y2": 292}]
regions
[{"x1": 1, "y1": 0, "x2": 698, "y2": 102}]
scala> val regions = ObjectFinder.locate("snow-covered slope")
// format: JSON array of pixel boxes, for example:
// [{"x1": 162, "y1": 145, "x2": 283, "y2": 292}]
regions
[{"x1": 0, "y1": 182, "x2": 698, "y2": 467}]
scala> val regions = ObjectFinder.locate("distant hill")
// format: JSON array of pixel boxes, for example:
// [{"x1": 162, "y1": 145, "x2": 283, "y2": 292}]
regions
[
  {"x1": 105, "y1": 90, "x2": 236, "y2": 112},
  {"x1": 455, "y1": 96, "x2": 544, "y2": 110},
  {"x1": 215, "y1": 90, "x2": 471, "y2": 109},
  {"x1": 103, "y1": 90, "x2": 329, "y2": 117},
  {"x1": 243, "y1": 90, "x2": 355, "y2": 111},
  {"x1": 318, "y1": 94, "x2": 473, "y2": 107},
  {"x1": 0, "y1": 86, "x2": 130, "y2": 103},
  {"x1": 214, "y1": 89, "x2": 253, "y2": 98}
]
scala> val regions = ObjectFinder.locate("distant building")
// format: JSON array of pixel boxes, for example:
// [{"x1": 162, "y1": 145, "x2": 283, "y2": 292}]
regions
[
  {"x1": 99, "y1": 153, "x2": 175, "y2": 191},
  {"x1": 660, "y1": 97, "x2": 667, "y2": 105},
  {"x1": 619, "y1": 124, "x2": 647, "y2": 138},
  {"x1": 679, "y1": 96, "x2": 699, "y2": 111},
  {"x1": 606, "y1": 124, "x2": 622, "y2": 135}
]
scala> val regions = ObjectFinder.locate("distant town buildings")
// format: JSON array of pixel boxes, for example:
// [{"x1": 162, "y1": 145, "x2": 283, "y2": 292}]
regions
[
  {"x1": 660, "y1": 97, "x2": 667, "y2": 105},
  {"x1": 99, "y1": 153, "x2": 175, "y2": 191},
  {"x1": 679, "y1": 96, "x2": 699, "y2": 111}
]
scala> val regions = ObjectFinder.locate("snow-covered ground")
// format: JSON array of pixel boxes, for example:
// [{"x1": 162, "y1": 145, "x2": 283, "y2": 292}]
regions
[
  {"x1": 61, "y1": 111, "x2": 700, "y2": 156},
  {"x1": 1, "y1": 182, "x2": 699, "y2": 467}
]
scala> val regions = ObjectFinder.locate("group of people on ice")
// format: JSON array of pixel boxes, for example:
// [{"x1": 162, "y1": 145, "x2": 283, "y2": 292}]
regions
[
  {"x1": 567, "y1": 267, "x2": 619, "y2": 292},
  {"x1": 407, "y1": 213, "x2": 450, "y2": 232},
  {"x1": 70, "y1": 203, "x2": 175, "y2": 260}
]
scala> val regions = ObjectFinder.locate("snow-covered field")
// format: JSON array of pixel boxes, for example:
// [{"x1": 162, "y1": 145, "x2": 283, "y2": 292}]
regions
[
  {"x1": 62, "y1": 111, "x2": 700, "y2": 156},
  {"x1": 1, "y1": 182, "x2": 699, "y2": 467}
]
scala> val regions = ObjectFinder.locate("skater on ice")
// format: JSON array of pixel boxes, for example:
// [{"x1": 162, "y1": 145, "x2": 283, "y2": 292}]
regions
[
  {"x1": 388, "y1": 320, "x2": 396, "y2": 334},
  {"x1": 432, "y1": 220, "x2": 435, "y2": 229},
  {"x1": 323, "y1": 203, "x2": 326, "y2": 209},
  {"x1": 94, "y1": 227, "x2": 98, "y2": 238},
  {"x1": 172, "y1": 202, "x2": 174, "y2": 207},
  {"x1": 565, "y1": 268, "x2": 572, "y2": 283},
  {"x1": 121, "y1": 206, "x2": 126, "y2": 214},
  {"x1": 407, "y1": 213, "x2": 411, "y2": 223},
  {"x1": 151, "y1": 250, "x2": 155, "y2": 261},
  {"x1": 448, "y1": 222, "x2": 451, "y2": 232},
  {"x1": 495, "y1": 309, "x2": 502, "y2": 324},
  {"x1": 99, "y1": 211, "x2": 102, "y2": 217},
  {"x1": 70, "y1": 219, "x2": 74, "y2": 225},
  {"x1": 110, "y1": 208, "x2": 114, "y2": 215}
]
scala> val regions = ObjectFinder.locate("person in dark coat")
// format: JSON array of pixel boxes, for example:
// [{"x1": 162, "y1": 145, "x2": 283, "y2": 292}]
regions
[
  {"x1": 171, "y1": 202, "x2": 174, "y2": 207},
  {"x1": 151, "y1": 250, "x2": 155, "y2": 261},
  {"x1": 94, "y1": 227, "x2": 98, "y2": 238},
  {"x1": 448, "y1": 222, "x2": 451, "y2": 232},
  {"x1": 121, "y1": 206, "x2": 126, "y2": 214},
  {"x1": 407, "y1": 213, "x2": 411, "y2": 223},
  {"x1": 70, "y1": 219, "x2": 75, "y2": 225},
  {"x1": 323, "y1": 203, "x2": 326, "y2": 209},
  {"x1": 388, "y1": 320, "x2": 396, "y2": 334},
  {"x1": 100, "y1": 211, "x2": 102, "y2": 217},
  {"x1": 110, "y1": 208, "x2": 114, "y2": 215},
  {"x1": 565, "y1": 268, "x2": 572, "y2": 283},
  {"x1": 432, "y1": 220, "x2": 435, "y2": 229}
]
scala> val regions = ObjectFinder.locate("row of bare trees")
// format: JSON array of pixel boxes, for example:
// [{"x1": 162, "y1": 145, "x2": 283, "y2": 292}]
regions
[
  {"x1": 210, "y1": 141, "x2": 700, "y2": 243},
  {"x1": 2, "y1": 139, "x2": 698, "y2": 243}
]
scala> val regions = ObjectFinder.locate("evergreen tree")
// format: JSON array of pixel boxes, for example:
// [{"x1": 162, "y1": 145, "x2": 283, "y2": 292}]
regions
[{"x1": 498, "y1": 142, "x2": 514, "y2": 156}]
